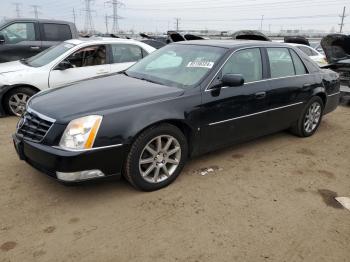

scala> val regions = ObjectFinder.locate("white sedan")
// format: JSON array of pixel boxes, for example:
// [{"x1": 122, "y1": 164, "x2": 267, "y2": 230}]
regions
[
  {"x1": 0, "y1": 38, "x2": 155, "y2": 116},
  {"x1": 287, "y1": 43, "x2": 327, "y2": 67}
]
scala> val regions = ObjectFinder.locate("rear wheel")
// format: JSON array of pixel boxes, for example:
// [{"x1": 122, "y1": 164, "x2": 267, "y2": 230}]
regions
[
  {"x1": 291, "y1": 96, "x2": 324, "y2": 137},
  {"x1": 4, "y1": 87, "x2": 37, "y2": 116},
  {"x1": 124, "y1": 124, "x2": 188, "y2": 191}
]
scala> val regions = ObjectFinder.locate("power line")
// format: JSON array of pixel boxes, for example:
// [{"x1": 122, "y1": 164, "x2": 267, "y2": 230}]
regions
[
  {"x1": 12, "y1": 2, "x2": 22, "y2": 18},
  {"x1": 339, "y1": 6, "x2": 347, "y2": 33},
  {"x1": 105, "y1": 0, "x2": 124, "y2": 34},
  {"x1": 31, "y1": 5, "x2": 41, "y2": 19},
  {"x1": 82, "y1": 0, "x2": 95, "y2": 34},
  {"x1": 175, "y1": 17, "x2": 180, "y2": 31}
]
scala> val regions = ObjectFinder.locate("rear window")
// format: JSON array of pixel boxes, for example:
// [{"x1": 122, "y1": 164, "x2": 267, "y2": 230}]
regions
[{"x1": 41, "y1": 23, "x2": 72, "y2": 41}]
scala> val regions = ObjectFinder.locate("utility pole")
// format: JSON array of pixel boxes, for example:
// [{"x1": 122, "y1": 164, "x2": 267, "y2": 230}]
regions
[
  {"x1": 105, "y1": 0, "x2": 124, "y2": 34},
  {"x1": 105, "y1": 14, "x2": 109, "y2": 33},
  {"x1": 339, "y1": 6, "x2": 347, "y2": 33},
  {"x1": 175, "y1": 17, "x2": 180, "y2": 31},
  {"x1": 12, "y1": 2, "x2": 22, "y2": 18},
  {"x1": 72, "y1": 8, "x2": 76, "y2": 24},
  {"x1": 82, "y1": 0, "x2": 95, "y2": 34},
  {"x1": 31, "y1": 5, "x2": 41, "y2": 19},
  {"x1": 260, "y1": 15, "x2": 264, "y2": 31}
]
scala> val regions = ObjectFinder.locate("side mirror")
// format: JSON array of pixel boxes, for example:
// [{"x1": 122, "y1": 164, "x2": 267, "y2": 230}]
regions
[
  {"x1": 222, "y1": 74, "x2": 244, "y2": 87},
  {"x1": 55, "y1": 60, "x2": 73, "y2": 70},
  {"x1": 0, "y1": 34, "x2": 5, "y2": 45}
]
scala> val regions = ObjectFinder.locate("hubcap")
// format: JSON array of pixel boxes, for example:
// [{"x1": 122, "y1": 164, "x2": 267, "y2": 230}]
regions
[
  {"x1": 304, "y1": 102, "x2": 322, "y2": 133},
  {"x1": 139, "y1": 135, "x2": 181, "y2": 183},
  {"x1": 9, "y1": 93, "x2": 30, "y2": 116}
]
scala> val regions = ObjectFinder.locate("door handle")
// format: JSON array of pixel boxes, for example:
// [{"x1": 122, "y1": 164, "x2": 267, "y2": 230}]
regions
[
  {"x1": 255, "y1": 91, "x2": 266, "y2": 99},
  {"x1": 96, "y1": 71, "x2": 108, "y2": 75},
  {"x1": 30, "y1": 46, "x2": 40, "y2": 50}
]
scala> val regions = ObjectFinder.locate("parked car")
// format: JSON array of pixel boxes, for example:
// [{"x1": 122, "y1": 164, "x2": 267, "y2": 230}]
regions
[
  {"x1": 287, "y1": 43, "x2": 327, "y2": 66},
  {"x1": 13, "y1": 40, "x2": 340, "y2": 191},
  {"x1": 0, "y1": 37, "x2": 155, "y2": 116},
  {"x1": 0, "y1": 18, "x2": 79, "y2": 63}
]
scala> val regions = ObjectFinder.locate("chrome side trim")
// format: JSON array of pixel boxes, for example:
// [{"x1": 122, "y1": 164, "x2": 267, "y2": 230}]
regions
[
  {"x1": 53, "y1": 143, "x2": 124, "y2": 152},
  {"x1": 327, "y1": 92, "x2": 341, "y2": 97},
  {"x1": 208, "y1": 102, "x2": 304, "y2": 126},
  {"x1": 26, "y1": 107, "x2": 56, "y2": 123}
]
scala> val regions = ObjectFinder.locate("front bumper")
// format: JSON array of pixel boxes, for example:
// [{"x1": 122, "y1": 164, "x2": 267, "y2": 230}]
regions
[{"x1": 13, "y1": 134, "x2": 128, "y2": 183}]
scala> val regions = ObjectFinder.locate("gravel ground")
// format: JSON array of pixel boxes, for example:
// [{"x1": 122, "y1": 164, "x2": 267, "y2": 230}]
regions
[{"x1": 0, "y1": 105, "x2": 349, "y2": 262}]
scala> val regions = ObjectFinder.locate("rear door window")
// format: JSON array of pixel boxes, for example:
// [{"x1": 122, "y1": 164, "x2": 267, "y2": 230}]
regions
[
  {"x1": 41, "y1": 24, "x2": 72, "y2": 41},
  {"x1": 267, "y1": 48, "x2": 295, "y2": 78},
  {"x1": 111, "y1": 44, "x2": 144, "y2": 63},
  {"x1": 222, "y1": 48, "x2": 263, "y2": 83},
  {"x1": 0, "y1": 22, "x2": 36, "y2": 44},
  {"x1": 290, "y1": 50, "x2": 307, "y2": 75}
]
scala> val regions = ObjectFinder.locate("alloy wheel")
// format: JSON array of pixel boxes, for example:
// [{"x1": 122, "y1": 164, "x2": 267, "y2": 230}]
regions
[
  {"x1": 8, "y1": 93, "x2": 30, "y2": 116},
  {"x1": 304, "y1": 101, "x2": 322, "y2": 133},
  {"x1": 139, "y1": 135, "x2": 181, "y2": 184}
]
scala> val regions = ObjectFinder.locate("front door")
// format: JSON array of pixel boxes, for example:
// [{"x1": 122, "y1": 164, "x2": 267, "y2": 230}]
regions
[
  {"x1": 0, "y1": 22, "x2": 41, "y2": 62},
  {"x1": 200, "y1": 47, "x2": 271, "y2": 152},
  {"x1": 48, "y1": 44, "x2": 111, "y2": 88}
]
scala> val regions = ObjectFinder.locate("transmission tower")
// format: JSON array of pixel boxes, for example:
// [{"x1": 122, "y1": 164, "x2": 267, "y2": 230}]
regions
[
  {"x1": 12, "y1": 2, "x2": 22, "y2": 18},
  {"x1": 174, "y1": 17, "x2": 180, "y2": 31},
  {"x1": 31, "y1": 5, "x2": 41, "y2": 19},
  {"x1": 339, "y1": 6, "x2": 347, "y2": 33},
  {"x1": 82, "y1": 0, "x2": 95, "y2": 34},
  {"x1": 105, "y1": 0, "x2": 124, "y2": 34}
]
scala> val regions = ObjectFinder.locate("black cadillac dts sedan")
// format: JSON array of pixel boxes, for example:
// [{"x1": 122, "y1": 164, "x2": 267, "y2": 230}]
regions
[{"x1": 13, "y1": 40, "x2": 340, "y2": 191}]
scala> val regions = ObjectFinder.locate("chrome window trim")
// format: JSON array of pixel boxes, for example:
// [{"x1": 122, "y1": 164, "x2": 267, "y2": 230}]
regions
[
  {"x1": 205, "y1": 46, "x2": 313, "y2": 92},
  {"x1": 26, "y1": 107, "x2": 56, "y2": 123},
  {"x1": 208, "y1": 102, "x2": 304, "y2": 126},
  {"x1": 53, "y1": 143, "x2": 124, "y2": 152}
]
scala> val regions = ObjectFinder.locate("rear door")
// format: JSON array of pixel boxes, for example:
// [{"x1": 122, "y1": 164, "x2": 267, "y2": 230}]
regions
[
  {"x1": 109, "y1": 44, "x2": 146, "y2": 73},
  {"x1": 40, "y1": 23, "x2": 73, "y2": 51},
  {"x1": 263, "y1": 47, "x2": 315, "y2": 131},
  {"x1": 0, "y1": 22, "x2": 41, "y2": 62},
  {"x1": 200, "y1": 47, "x2": 272, "y2": 152},
  {"x1": 48, "y1": 44, "x2": 111, "y2": 88}
]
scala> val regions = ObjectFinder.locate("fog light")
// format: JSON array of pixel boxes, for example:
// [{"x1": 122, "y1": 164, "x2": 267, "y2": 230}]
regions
[{"x1": 56, "y1": 170, "x2": 105, "y2": 182}]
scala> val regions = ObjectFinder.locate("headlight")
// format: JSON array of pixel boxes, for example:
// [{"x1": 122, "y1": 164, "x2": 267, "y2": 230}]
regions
[{"x1": 59, "y1": 115, "x2": 103, "y2": 150}]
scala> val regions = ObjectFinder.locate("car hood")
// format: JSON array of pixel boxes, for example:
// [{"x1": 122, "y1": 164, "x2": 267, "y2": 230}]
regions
[
  {"x1": 0, "y1": 60, "x2": 29, "y2": 74},
  {"x1": 321, "y1": 34, "x2": 350, "y2": 64},
  {"x1": 28, "y1": 74, "x2": 185, "y2": 123},
  {"x1": 231, "y1": 30, "x2": 271, "y2": 41}
]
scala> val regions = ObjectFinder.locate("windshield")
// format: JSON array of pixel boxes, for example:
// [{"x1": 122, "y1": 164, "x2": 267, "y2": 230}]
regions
[
  {"x1": 25, "y1": 42, "x2": 75, "y2": 67},
  {"x1": 126, "y1": 44, "x2": 227, "y2": 88}
]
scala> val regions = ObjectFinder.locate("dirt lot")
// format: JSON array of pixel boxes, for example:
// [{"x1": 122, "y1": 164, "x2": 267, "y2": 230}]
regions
[{"x1": 0, "y1": 105, "x2": 350, "y2": 262}]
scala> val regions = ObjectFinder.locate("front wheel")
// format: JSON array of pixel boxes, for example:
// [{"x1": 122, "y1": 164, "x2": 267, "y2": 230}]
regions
[
  {"x1": 4, "y1": 87, "x2": 37, "y2": 116},
  {"x1": 124, "y1": 124, "x2": 188, "y2": 191},
  {"x1": 291, "y1": 96, "x2": 324, "y2": 137}
]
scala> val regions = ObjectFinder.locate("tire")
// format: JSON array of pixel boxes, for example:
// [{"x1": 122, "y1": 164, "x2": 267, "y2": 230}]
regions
[
  {"x1": 290, "y1": 96, "x2": 324, "y2": 137},
  {"x1": 4, "y1": 87, "x2": 37, "y2": 116},
  {"x1": 124, "y1": 123, "x2": 188, "y2": 191}
]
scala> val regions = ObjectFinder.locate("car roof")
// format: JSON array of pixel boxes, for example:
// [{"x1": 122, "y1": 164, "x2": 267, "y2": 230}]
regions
[
  {"x1": 3, "y1": 18, "x2": 75, "y2": 25},
  {"x1": 175, "y1": 39, "x2": 295, "y2": 49},
  {"x1": 65, "y1": 37, "x2": 148, "y2": 46}
]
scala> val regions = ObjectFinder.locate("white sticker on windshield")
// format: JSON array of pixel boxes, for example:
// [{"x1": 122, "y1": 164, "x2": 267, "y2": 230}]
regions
[{"x1": 186, "y1": 61, "x2": 214, "y2": 69}]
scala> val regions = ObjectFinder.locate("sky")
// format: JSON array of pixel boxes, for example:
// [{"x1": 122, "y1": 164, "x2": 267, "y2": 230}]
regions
[{"x1": 0, "y1": 0, "x2": 349, "y2": 33}]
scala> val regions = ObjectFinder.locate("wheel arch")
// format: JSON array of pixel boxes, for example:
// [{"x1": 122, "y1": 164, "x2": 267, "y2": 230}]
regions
[
  {"x1": 131, "y1": 119, "x2": 196, "y2": 157},
  {"x1": 0, "y1": 84, "x2": 40, "y2": 115}
]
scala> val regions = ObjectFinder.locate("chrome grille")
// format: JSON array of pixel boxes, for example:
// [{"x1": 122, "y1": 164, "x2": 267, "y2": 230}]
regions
[{"x1": 16, "y1": 111, "x2": 54, "y2": 143}]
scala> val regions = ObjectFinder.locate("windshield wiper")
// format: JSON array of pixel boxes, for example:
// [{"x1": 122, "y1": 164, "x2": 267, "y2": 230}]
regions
[{"x1": 20, "y1": 58, "x2": 28, "y2": 65}]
